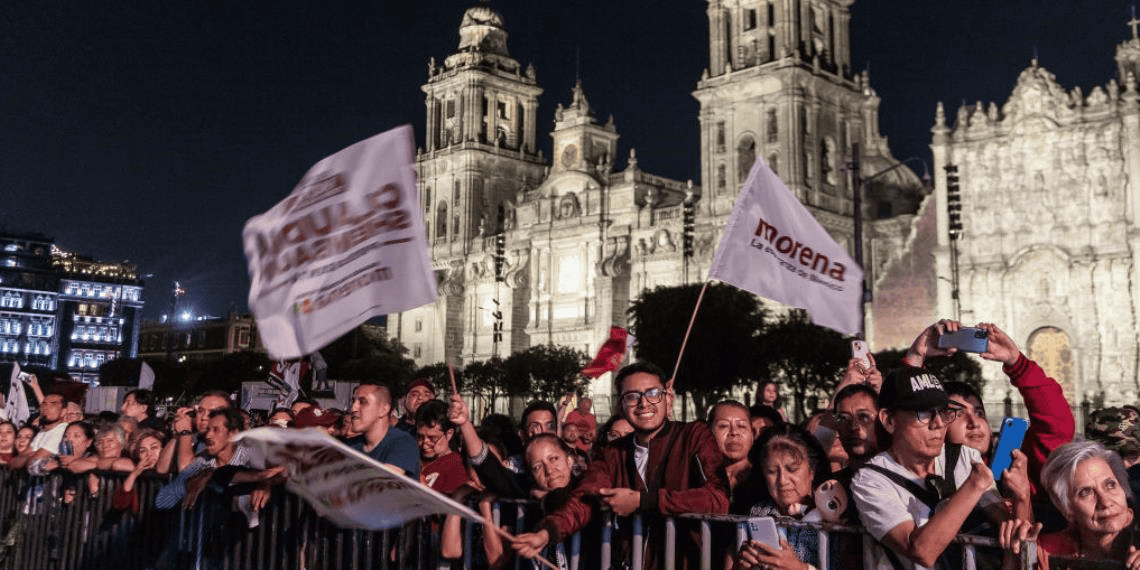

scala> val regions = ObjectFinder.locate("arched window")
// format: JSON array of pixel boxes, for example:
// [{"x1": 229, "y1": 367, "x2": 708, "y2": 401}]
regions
[
  {"x1": 436, "y1": 201, "x2": 449, "y2": 240},
  {"x1": 737, "y1": 135, "x2": 757, "y2": 180}
]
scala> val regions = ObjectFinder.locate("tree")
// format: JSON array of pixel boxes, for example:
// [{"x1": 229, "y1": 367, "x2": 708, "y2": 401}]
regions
[
  {"x1": 627, "y1": 283, "x2": 770, "y2": 417},
  {"x1": 504, "y1": 344, "x2": 588, "y2": 403},
  {"x1": 463, "y1": 356, "x2": 505, "y2": 403},
  {"x1": 321, "y1": 323, "x2": 417, "y2": 389},
  {"x1": 874, "y1": 349, "x2": 985, "y2": 395},
  {"x1": 413, "y1": 362, "x2": 462, "y2": 396},
  {"x1": 760, "y1": 310, "x2": 850, "y2": 422}
]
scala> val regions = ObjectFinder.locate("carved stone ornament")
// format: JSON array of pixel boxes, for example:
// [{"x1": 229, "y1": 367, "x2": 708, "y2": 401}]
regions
[
  {"x1": 441, "y1": 261, "x2": 466, "y2": 296},
  {"x1": 558, "y1": 193, "x2": 580, "y2": 219},
  {"x1": 504, "y1": 249, "x2": 530, "y2": 289},
  {"x1": 598, "y1": 236, "x2": 630, "y2": 277},
  {"x1": 1001, "y1": 64, "x2": 1074, "y2": 126}
]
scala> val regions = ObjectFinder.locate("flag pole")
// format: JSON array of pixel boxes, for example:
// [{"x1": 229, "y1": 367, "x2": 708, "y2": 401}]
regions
[{"x1": 670, "y1": 281, "x2": 711, "y2": 382}]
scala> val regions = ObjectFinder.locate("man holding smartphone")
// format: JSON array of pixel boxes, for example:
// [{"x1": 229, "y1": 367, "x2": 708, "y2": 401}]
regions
[{"x1": 904, "y1": 320, "x2": 1074, "y2": 495}]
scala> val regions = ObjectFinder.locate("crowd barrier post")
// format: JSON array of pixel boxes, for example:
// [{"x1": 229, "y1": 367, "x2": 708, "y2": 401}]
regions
[
  {"x1": 600, "y1": 512, "x2": 613, "y2": 570},
  {"x1": 664, "y1": 517, "x2": 677, "y2": 570},
  {"x1": 568, "y1": 528, "x2": 581, "y2": 570},
  {"x1": 631, "y1": 514, "x2": 643, "y2": 570}
]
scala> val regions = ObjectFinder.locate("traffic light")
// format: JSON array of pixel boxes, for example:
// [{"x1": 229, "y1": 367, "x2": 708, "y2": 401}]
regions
[
  {"x1": 494, "y1": 233, "x2": 506, "y2": 282},
  {"x1": 682, "y1": 200, "x2": 695, "y2": 257},
  {"x1": 945, "y1": 164, "x2": 962, "y2": 240}
]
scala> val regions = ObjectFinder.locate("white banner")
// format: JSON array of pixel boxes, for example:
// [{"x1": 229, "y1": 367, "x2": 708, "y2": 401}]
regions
[
  {"x1": 4, "y1": 363, "x2": 30, "y2": 427},
  {"x1": 243, "y1": 125, "x2": 437, "y2": 359},
  {"x1": 709, "y1": 156, "x2": 864, "y2": 335},
  {"x1": 234, "y1": 428, "x2": 480, "y2": 530},
  {"x1": 139, "y1": 361, "x2": 155, "y2": 390}
]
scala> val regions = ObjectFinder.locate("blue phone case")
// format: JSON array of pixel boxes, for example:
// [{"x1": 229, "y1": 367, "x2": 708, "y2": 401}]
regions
[{"x1": 990, "y1": 417, "x2": 1028, "y2": 481}]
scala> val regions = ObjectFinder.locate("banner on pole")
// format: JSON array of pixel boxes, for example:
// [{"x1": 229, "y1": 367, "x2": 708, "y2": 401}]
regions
[
  {"x1": 4, "y1": 363, "x2": 30, "y2": 427},
  {"x1": 243, "y1": 125, "x2": 437, "y2": 359},
  {"x1": 234, "y1": 427, "x2": 480, "y2": 530},
  {"x1": 709, "y1": 156, "x2": 864, "y2": 335}
]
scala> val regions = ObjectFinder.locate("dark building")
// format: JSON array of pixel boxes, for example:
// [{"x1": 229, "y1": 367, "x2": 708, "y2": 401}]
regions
[
  {"x1": 0, "y1": 232, "x2": 145, "y2": 384},
  {"x1": 138, "y1": 313, "x2": 262, "y2": 364}
]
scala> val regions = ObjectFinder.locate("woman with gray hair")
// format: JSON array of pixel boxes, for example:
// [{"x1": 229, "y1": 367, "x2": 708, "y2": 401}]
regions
[{"x1": 1002, "y1": 440, "x2": 1138, "y2": 568}]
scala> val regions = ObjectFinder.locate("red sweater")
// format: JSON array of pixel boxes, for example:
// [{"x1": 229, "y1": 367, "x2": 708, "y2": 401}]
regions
[
  {"x1": 1006, "y1": 353, "x2": 1075, "y2": 491},
  {"x1": 539, "y1": 420, "x2": 729, "y2": 569}
]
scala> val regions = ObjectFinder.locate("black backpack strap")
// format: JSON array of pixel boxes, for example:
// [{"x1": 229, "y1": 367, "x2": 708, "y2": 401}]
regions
[
  {"x1": 943, "y1": 443, "x2": 962, "y2": 490},
  {"x1": 860, "y1": 464, "x2": 942, "y2": 511}
]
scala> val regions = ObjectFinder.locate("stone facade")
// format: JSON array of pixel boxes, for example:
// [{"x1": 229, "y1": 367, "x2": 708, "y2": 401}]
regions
[
  {"x1": 930, "y1": 29, "x2": 1140, "y2": 421},
  {"x1": 390, "y1": 2, "x2": 926, "y2": 408}
]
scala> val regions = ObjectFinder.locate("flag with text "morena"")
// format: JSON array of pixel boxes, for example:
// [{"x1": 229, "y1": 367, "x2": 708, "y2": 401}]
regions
[
  {"x1": 709, "y1": 156, "x2": 864, "y2": 335},
  {"x1": 580, "y1": 326, "x2": 633, "y2": 378},
  {"x1": 243, "y1": 125, "x2": 437, "y2": 359}
]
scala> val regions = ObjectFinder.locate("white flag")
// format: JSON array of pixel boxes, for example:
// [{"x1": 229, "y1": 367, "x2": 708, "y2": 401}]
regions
[
  {"x1": 234, "y1": 428, "x2": 481, "y2": 530},
  {"x1": 709, "y1": 156, "x2": 864, "y2": 335},
  {"x1": 4, "y1": 363, "x2": 30, "y2": 428},
  {"x1": 138, "y1": 361, "x2": 155, "y2": 390},
  {"x1": 243, "y1": 125, "x2": 437, "y2": 359}
]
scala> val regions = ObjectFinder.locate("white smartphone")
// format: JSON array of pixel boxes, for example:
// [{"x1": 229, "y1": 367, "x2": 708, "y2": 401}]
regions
[
  {"x1": 747, "y1": 516, "x2": 780, "y2": 550},
  {"x1": 851, "y1": 340, "x2": 871, "y2": 368}
]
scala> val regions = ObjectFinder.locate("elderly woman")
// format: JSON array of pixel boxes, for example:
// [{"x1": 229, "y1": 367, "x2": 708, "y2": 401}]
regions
[
  {"x1": 735, "y1": 423, "x2": 833, "y2": 570},
  {"x1": 1004, "y1": 440, "x2": 1139, "y2": 568},
  {"x1": 70, "y1": 425, "x2": 135, "y2": 473}
]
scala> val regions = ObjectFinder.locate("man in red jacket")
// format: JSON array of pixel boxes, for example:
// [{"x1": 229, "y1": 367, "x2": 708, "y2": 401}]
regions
[{"x1": 511, "y1": 361, "x2": 729, "y2": 569}]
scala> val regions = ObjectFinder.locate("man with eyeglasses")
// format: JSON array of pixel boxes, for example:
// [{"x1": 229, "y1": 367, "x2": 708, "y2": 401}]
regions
[
  {"x1": 415, "y1": 399, "x2": 468, "y2": 493},
  {"x1": 512, "y1": 361, "x2": 729, "y2": 570},
  {"x1": 850, "y1": 363, "x2": 1010, "y2": 570},
  {"x1": 832, "y1": 383, "x2": 880, "y2": 471}
]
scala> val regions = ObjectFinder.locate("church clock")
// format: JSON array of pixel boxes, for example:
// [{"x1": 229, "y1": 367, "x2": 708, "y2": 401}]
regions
[{"x1": 560, "y1": 144, "x2": 578, "y2": 169}]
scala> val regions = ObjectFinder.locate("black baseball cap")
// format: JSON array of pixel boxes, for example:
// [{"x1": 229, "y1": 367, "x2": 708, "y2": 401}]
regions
[{"x1": 878, "y1": 366, "x2": 949, "y2": 411}]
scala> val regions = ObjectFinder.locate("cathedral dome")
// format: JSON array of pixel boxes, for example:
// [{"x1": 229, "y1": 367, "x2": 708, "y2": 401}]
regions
[
  {"x1": 458, "y1": 4, "x2": 509, "y2": 56},
  {"x1": 861, "y1": 155, "x2": 927, "y2": 219}
]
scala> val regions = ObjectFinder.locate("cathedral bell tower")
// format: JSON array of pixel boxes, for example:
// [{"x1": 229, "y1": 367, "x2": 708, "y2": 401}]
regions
[
  {"x1": 419, "y1": 4, "x2": 546, "y2": 250},
  {"x1": 694, "y1": 0, "x2": 867, "y2": 220},
  {"x1": 550, "y1": 81, "x2": 619, "y2": 174}
]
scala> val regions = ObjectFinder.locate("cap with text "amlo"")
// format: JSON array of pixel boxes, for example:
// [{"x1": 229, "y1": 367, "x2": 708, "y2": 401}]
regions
[{"x1": 877, "y1": 366, "x2": 949, "y2": 412}]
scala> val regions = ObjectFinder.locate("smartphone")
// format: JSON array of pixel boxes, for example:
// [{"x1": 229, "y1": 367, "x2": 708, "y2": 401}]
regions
[
  {"x1": 936, "y1": 327, "x2": 989, "y2": 353},
  {"x1": 990, "y1": 417, "x2": 1029, "y2": 481},
  {"x1": 851, "y1": 340, "x2": 871, "y2": 368},
  {"x1": 746, "y1": 516, "x2": 780, "y2": 550}
]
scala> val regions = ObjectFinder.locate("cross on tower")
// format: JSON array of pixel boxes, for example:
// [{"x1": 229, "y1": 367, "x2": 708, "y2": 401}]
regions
[{"x1": 1130, "y1": 5, "x2": 1140, "y2": 39}]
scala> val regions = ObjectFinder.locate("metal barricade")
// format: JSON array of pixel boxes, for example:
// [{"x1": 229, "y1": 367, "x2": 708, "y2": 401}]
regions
[{"x1": 0, "y1": 467, "x2": 1055, "y2": 570}]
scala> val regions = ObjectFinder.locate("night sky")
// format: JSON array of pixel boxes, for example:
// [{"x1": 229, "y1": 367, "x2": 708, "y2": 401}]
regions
[{"x1": 1, "y1": 1, "x2": 1131, "y2": 321}]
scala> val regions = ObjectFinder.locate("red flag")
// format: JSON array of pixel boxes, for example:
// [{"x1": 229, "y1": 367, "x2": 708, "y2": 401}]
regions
[{"x1": 581, "y1": 327, "x2": 631, "y2": 378}]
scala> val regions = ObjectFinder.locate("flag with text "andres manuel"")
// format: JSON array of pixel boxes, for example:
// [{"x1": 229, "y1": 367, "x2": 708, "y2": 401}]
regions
[
  {"x1": 709, "y1": 156, "x2": 864, "y2": 335},
  {"x1": 243, "y1": 125, "x2": 437, "y2": 359}
]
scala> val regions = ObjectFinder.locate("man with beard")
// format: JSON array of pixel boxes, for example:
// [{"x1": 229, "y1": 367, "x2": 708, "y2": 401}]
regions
[
  {"x1": 154, "y1": 407, "x2": 253, "y2": 509},
  {"x1": 511, "y1": 361, "x2": 729, "y2": 570},
  {"x1": 158, "y1": 391, "x2": 231, "y2": 475},
  {"x1": 10, "y1": 393, "x2": 68, "y2": 470}
]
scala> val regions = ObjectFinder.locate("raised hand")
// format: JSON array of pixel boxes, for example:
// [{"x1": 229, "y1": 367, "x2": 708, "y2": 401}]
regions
[
  {"x1": 903, "y1": 319, "x2": 962, "y2": 367},
  {"x1": 977, "y1": 323, "x2": 1020, "y2": 366}
]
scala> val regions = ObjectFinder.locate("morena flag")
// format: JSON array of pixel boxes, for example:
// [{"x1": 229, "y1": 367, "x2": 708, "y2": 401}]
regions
[{"x1": 709, "y1": 156, "x2": 864, "y2": 335}]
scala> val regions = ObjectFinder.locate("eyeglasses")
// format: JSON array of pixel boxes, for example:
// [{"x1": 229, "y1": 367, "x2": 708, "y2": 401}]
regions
[
  {"x1": 416, "y1": 432, "x2": 445, "y2": 445},
  {"x1": 834, "y1": 411, "x2": 876, "y2": 427},
  {"x1": 912, "y1": 407, "x2": 960, "y2": 425},
  {"x1": 620, "y1": 387, "x2": 666, "y2": 407}
]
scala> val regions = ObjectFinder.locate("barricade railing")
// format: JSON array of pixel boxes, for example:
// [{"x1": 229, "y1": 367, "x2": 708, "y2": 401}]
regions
[{"x1": 0, "y1": 466, "x2": 1049, "y2": 570}]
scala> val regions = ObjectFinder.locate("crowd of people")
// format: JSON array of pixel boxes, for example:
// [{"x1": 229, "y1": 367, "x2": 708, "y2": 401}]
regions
[{"x1": 0, "y1": 318, "x2": 1137, "y2": 569}]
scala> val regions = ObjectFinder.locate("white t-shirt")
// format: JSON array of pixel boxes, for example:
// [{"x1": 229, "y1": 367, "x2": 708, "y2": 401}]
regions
[
  {"x1": 29, "y1": 422, "x2": 68, "y2": 455},
  {"x1": 633, "y1": 441, "x2": 649, "y2": 485},
  {"x1": 851, "y1": 444, "x2": 1000, "y2": 570}
]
